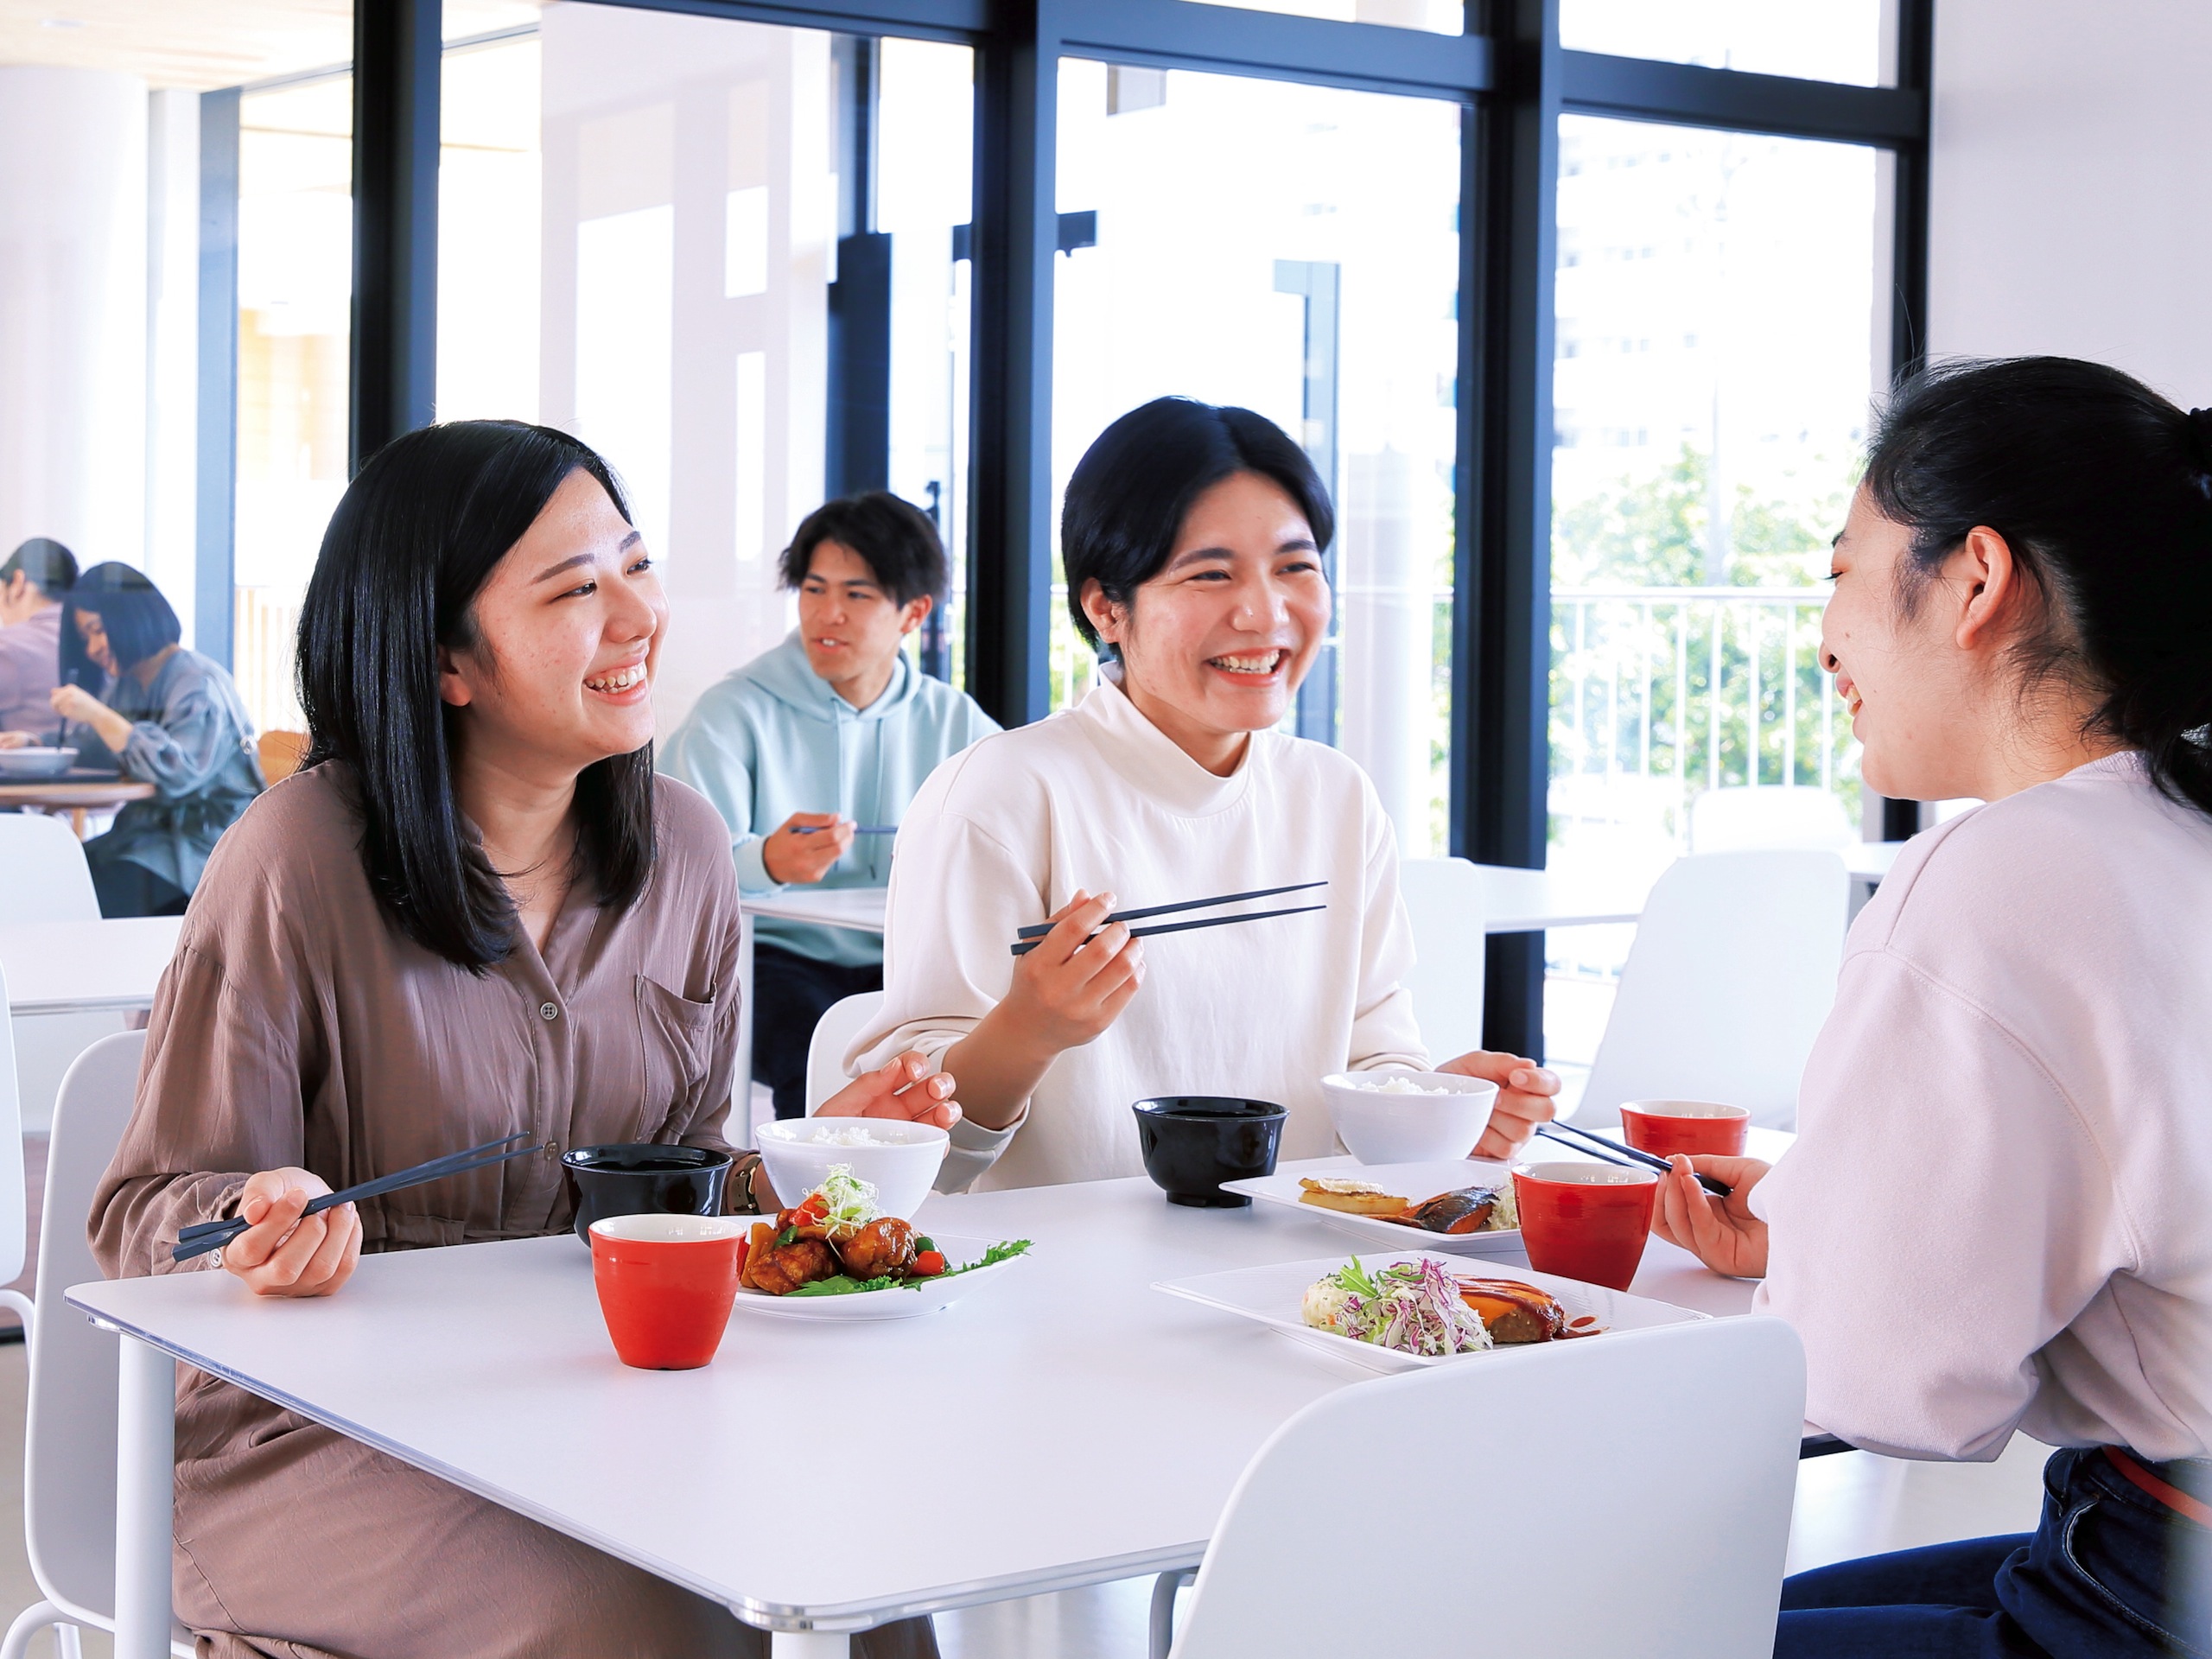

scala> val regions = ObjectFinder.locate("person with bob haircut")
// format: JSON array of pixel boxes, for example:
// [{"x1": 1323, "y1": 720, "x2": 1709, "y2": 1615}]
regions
[
  {"x1": 0, "y1": 535, "x2": 77, "y2": 736},
  {"x1": 1651, "y1": 359, "x2": 2212, "y2": 1657},
  {"x1": 0, "y1": 560, "x2": 264, "y2": 916},
  {"x1": 662, "y1": 489, "x2": 998, "y2": 1118},
  {"x1": 852, "y1": 397, "x2": 1560, "y2": 1192},
  {"x1": 91, "y1": 421, "x2": 956, "y2": 1659}
]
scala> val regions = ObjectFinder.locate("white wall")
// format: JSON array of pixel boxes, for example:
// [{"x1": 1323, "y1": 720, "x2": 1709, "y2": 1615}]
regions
[{"x1": 1928, "y1": 0, "x2": 2212, "y2": 403}]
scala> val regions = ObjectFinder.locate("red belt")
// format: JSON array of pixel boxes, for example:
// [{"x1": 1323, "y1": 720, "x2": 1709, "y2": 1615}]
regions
[{"x1": 2103, "y1": 1446, "x2": 2212, "y2": 1527}]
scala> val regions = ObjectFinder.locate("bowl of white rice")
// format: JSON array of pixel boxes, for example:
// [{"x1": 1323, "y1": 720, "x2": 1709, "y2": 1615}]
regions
[
  {"x1": 1319, "y1": 1069, "x2": 1499, "y2": 1165},
  {"x1": 753, "y1": 1115, "x2": 949, "y2": 1221}
]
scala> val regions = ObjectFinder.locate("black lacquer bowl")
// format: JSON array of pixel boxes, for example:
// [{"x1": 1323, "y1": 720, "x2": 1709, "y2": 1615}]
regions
[
  {"x1": 1131, "y1": 1097, "x2": 1287, "y2": 1208},
  {"x1": 563, "y1": 1143, "x2": 732, "y2": 1242}
]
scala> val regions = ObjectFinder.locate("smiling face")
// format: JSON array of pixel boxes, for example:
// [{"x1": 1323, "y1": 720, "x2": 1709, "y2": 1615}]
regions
[
  {"x1": 1082, "y1": 469, "x2": 1331, "y2": 773},
  {"x1": 438, "y1": 467, "x2": 666, "y2": 781},
  {"x1": 795, "y1": 538, "x2": 931, "y2": 708},
  {"x1": 73, "y1": 608, "x2": 118, "y2": 676}
]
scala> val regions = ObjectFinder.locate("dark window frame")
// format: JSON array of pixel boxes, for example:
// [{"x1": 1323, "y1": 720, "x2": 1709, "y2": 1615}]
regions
[{"x1": 341, "y1": 0, "x2": 1933, "y2": 1051}]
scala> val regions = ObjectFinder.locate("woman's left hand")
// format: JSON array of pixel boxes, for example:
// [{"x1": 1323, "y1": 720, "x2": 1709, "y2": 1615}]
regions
[
  {"x1": 49, "y1": 683, "x2": 105, "y2": 726},
  {"x1": 1436, "y1": 1049, "x2": 1561, "y2": 1160},
  {"x1": 817, "y1": 1050, "x2": 963, "y2": 1131}
]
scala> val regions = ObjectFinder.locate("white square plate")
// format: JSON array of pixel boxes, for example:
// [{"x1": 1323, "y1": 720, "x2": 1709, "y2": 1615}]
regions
[
  {"x1": 1154, "y1": 1250, "x2": 1708, "y2": 1374},
  {"x1": 1219, "y1": 1160, "x2": 1526, "y2": 1258}
]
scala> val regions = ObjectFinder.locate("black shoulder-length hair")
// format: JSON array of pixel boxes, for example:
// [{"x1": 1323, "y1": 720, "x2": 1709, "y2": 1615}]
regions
[
  {"x1": 1060, "y1": 397, "x2": 1335, "y2": 648},
  {"x1": 61, "y1": 562, "x2": 182, "y2": 686},
  {"x1": 297, "y1": 420, "x2": 655, "y2": 970},
  {"x1": 1863, "y1": 356, "x2": 2212, "y2": 819}
]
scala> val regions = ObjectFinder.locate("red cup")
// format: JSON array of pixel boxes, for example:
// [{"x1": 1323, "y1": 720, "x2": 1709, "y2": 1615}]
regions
[
  {"x1": 1618, "y1": 1099, "x2": 1751, "y2": 1160},
  {"x1": 1511, "y1": 1161, "x2": 1658, "y2": 1291},
  {"x1": 588, "y1": 1213, "x2": 747, "y2": 1370}
]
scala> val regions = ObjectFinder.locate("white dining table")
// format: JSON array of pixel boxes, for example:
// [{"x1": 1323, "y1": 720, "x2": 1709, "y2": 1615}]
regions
[
  {"x1": 70, "y1": 1131, "x2": 1794, "y2": 1659},
  {"x1": 0, "y1": 917, "x2": 183, "y2": 1018}
]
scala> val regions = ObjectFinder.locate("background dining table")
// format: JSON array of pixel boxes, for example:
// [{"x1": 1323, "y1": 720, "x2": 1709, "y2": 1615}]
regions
[
  {"x1": 69, "y1": 1128, "x2": 1796, "y2": 1659},
  {"x1": 0, "y1": 779, "x2": 154, "y2": 839},
  {"x1": 0, "y1": 916, "x2": 181, "y2": 1018}
]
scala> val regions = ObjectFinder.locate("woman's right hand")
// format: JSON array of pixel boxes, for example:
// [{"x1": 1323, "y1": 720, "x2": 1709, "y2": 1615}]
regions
[
  {"x1": 1002, "y1": 889, "x2": 1146, "y2": 1052},
  {"x1": 216, "y1": 1168, "x2": 362, "y2": 1298},
  {"x1": 1650, "y1": 1154, "x2": 1772, "y2": 1280}
]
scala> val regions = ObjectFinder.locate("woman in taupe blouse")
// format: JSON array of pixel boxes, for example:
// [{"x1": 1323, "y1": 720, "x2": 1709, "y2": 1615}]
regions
[{"x1": 92, "y1": 421, "x2": 955, "y2": 1659}]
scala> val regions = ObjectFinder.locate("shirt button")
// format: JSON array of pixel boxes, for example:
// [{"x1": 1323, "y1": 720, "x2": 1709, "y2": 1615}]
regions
[{"x1": 539, "y1": 1001, "x2": 560, "y2": 1021}]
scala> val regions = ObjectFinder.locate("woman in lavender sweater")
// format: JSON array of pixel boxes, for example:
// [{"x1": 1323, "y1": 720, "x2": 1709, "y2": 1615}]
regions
[{"x1": 1658, "y1": 358, "x2": 2212, "y2": 1657}]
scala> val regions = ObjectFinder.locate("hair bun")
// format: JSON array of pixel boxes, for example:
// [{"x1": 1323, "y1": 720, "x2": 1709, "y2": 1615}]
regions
[{"x1": 2190, "y1": 406, "x2": 2212, "y2": 474}]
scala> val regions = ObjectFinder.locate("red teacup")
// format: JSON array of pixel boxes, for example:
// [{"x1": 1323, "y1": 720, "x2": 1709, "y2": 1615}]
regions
[
  {"x1": 1619, "y1": 1099, "x2": 1751, "y2": 1160},
  {"x1": 1511, "y1": 1161, "x2": 1658, "y2": 1291},
  {"x1": 588, "y1": 1213, "x2": 747, "y2": 1370}
]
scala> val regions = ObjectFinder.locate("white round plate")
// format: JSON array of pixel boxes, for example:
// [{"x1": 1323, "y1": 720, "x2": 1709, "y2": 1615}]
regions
[{"x1": 728, "y1": 1233, "x2": 1026, "y2": 1322}]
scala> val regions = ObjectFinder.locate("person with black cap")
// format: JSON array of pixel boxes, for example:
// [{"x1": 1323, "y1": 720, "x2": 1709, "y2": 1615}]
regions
[{"x1": 0, "y1": 536, "x2": 78, "y2": 737}]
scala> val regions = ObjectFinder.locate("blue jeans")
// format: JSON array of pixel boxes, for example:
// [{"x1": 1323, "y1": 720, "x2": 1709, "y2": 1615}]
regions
[{"x1": 1777, "y1": 1448, "x2": 2212, "y2": 1657}]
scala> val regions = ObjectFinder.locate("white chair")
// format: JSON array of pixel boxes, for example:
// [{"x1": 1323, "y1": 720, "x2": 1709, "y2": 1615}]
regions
[
  {"x1": 1689, "y1": 785, "x2": 1856, "y2": 854},
  {"x1": 1, "y1": 811, "x2": 123, "y2": 1137},
  {"x1": 2, "y1": 1030, "x2": 194, "y2": 1659},
  {"x1": 0, "y1": 816, "x2": 99, "y2": 925},
  {"x1": 1578, "y1": 849, "x2": 1848, "y2": 1128},
  {"x1": 0, "y1": 964, "x2": 33, "y2": 1333},
  {"x1": 1156, "y1": 1316, "x2": 1805, "y2": 1658},
  {"x1": 803, "y1": 989, "x2": 887, "y2": 1116},
  {"x1": 1396, "y1": 857, "x2": 1488, "y2": 1061}
]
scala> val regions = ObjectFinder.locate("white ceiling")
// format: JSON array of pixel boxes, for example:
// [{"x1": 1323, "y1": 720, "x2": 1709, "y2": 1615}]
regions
[{"x1": 0, "y1": 0, "x2": 541, "y2": 91}]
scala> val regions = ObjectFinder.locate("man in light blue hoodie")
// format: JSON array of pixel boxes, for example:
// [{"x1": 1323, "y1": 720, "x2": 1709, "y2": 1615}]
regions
[{"x1": 661, "y1": 492, "x2": 999, "y2": 1118}]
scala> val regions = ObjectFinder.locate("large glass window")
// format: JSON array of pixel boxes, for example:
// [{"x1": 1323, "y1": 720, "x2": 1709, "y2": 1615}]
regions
[
  {"x1": 1545, "y1": 111, "x2": 1887, "y2": 1066},
  {"x1": 1559, "y1": 0, "x2": 1890, "y2": 86},
  {"x1": 1052, "y1": 61, "x2": 1461, "y2": 856},
  {"x1": 1184, "y1": 0, "x2": 1465, "y2": 31},
  {"x1": 433, "y1": 8, "x2": 973, "y2": 729}
]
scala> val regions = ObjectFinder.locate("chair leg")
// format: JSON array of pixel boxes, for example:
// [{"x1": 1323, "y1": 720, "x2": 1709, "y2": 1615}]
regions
[
  {"x1": 57, "y1": 1623, "x2": 84, "y2": 1659},
  {"x1": 1147, "y1": 1569, "x2": 1197, "y2": 1659},
  {"x1": 0, "y1": 1601, "x2": 67, "y2": 1659}
]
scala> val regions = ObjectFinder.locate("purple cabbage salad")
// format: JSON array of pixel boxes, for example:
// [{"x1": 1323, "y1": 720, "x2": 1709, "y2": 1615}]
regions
[{"x1": 1301, "y1": 1255, "x2": 1492, "y2": 1357}]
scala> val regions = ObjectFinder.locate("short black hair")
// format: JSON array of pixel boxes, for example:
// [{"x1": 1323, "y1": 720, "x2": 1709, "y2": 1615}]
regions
[
  {"x1": 2, "y1": 537, "x2": 77, "y2": 600},
  {"x1": 778, "y1": 492, "x2": 946, "y2": 607},
  {"x1": 1864, "y1": 355, "x2": 2212, "y2": 818},
  {"x1": 61, "y1": 563, "x2": 181, "y2": 684},
  {"x1": 297, "y1": 420, "x2": 656, "y2": 971},
  {"x1": 1060, "y1": 397, "x2": 1334, "y2": 647}
]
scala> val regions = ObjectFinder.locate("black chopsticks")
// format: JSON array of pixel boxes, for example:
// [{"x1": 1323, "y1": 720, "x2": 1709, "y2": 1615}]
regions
[
  {"x1": 791, "y1": 824, "x2": 896, "y2": 835},
  {"x1": 1536, "y1": 1119, "x2": 1733, "y2": 1198},
  {"x1": 172, "y1": 1133, "x2": 541, "y2": 1263},
  {"x1": 1009, "y1": 880, "x2": 1329, "y2": 957}
]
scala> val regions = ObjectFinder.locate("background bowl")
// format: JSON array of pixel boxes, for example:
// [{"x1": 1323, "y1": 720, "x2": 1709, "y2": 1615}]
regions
[
  {"x1": 1618, "y1": 1099, "x2": 1750, "y2": 1160},
  {"x1": 562, "y1": 1143, "x2": 731, "y2": 1243},
  {"x1": 0, "y1": 747, "x2": 77, "y2": 779},
  {"x1": 1320, "y1": 1070, "x2": 1498, "y2": 1164},
  {"x1": 753, "y1": 1116, "x2": 949, "y2": 1221},
  {"x1": 1131, "y1": 1096, "x2": 1287, "y2": 1207}
]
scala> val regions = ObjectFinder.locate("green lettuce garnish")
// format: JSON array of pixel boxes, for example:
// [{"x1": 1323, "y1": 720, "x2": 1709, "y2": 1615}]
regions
[{"x1": 779, "y1": 1237, "x2": 1033, "y2": 1297}]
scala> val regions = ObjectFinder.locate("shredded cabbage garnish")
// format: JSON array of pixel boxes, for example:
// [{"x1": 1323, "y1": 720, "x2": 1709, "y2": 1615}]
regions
[
  {"x1": 1483, "y1": 1184, "x2": 1519, "y2": 1232},
  {"x1": 1304, "y1": 1256, "x2": 1491, "y2": 1357},
  {"x1": 808, "y1": 1164, "x2": 881, "y2": 1236}
]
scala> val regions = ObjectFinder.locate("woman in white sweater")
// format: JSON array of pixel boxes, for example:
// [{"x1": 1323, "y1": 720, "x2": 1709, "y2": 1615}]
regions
[
  {"x1": 853, "y1": 397, "x2": 1557, "y2": 1191},
  {"x1": 1656, "y1": 359, "x2": 2212, "y2": 1656}
]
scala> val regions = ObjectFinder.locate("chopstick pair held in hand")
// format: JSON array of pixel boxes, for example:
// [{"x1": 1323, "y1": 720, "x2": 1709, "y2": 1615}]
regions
[
  {"x1": 173, "y1": 1133, "x2": 541, "y2": 1263},
  {"x1": 1008, "y1": 880, "x2": 1328, "y2": 957},
  {"x1": 1536, "y1": 1119, "x2": 1733, "y2": 1198}
]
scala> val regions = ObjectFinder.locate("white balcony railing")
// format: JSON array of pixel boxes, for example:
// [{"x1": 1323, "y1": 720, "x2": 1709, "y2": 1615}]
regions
[{"x1": 1550, "y1": 585, "x2": 1859, "y2": 855}]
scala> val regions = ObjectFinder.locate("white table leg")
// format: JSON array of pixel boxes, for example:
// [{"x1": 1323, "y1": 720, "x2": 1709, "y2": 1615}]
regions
[
  {"x1": 114, "y1": 1335, "x2": 174, "y2": 1659},
  {"x1": 769, "y1": 1634, "x2": 849, "y2": 1656}
]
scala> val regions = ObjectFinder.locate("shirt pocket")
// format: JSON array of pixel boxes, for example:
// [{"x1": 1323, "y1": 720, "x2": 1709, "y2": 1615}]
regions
[{"x1": 634, "y1": 975, "x2": 717, "y2": 1128}]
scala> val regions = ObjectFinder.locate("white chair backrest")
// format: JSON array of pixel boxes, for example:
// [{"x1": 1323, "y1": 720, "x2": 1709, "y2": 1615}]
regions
[
  {"x1": 0, "y1": 963, "x2": 28, "y2": 1290},
  {"x1": 804, "y1": 989, "x2": 887, "y2": 1116},
  {"x1": 0, "y1": 816, "x2": 99, "y2": 924},
  {"x1": 1169, "y1": 1317, "x2": 1805, "y2": 1659},
  {"x1": 1395, "y1": 857, "x2": 1487, "y2": 1062},
  {"x1": 24, "y1": 1030, "x2": 144, "y2": 1624},
  {"x1": 1579, "y1": 849, "x2": 1847, "y2": 1128},
  {"x1": 1689, "y1": 785, "x2": 1856, "y2": 855}
]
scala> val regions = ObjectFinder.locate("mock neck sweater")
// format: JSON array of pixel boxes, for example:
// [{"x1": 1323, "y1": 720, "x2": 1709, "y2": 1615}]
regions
[
  {"x1": 852, "y1": 675, "x2": 1428, "y2": 1191},
  {"x1": 1752, "y1": 753, "x2": 2212, "y2": 1463}
]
